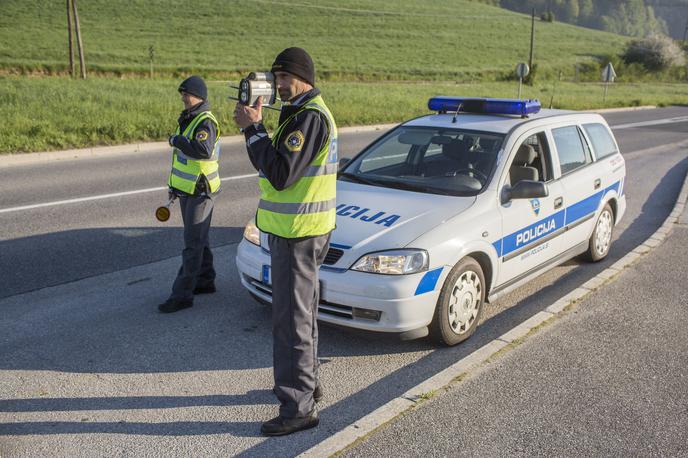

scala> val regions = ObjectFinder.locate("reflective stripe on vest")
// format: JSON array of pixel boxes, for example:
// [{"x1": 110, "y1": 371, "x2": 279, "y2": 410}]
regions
[
  {"x1": 168, "y1": 111, "x2": 221, "y2": 195},
  {"x1": 258, "y1": 198, "x2": 337, "y2": 214},
  {"x1": 256, "y1": 94, "x2": 337, "y2": 238}
]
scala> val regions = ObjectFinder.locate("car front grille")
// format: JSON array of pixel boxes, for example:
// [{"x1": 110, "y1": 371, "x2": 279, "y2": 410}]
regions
[
  {"x1": 324, "y1": 248, "x2": 344, "y2": 265},
  {"x1": 245, "y1": 275, "x2": 357, "y2": 320}
]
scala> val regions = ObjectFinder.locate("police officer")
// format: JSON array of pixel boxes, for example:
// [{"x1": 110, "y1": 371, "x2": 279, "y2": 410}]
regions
[
  {"x1": 159, "y1": 75, "x2": 221, "y2": 313},
  {"x1": 233, "y1": 47, "x2": 337, "y2": 436}
]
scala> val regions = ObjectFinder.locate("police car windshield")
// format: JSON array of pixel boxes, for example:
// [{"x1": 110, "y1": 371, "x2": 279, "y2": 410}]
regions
[{"x1": 340, "y1": 126, "x2": 503, "y2": 197}]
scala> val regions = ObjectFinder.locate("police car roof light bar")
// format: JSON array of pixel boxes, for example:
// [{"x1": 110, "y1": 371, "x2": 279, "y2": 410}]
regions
[{"x1": 428, "y1": 97, "x2": 541, "y2": 117}]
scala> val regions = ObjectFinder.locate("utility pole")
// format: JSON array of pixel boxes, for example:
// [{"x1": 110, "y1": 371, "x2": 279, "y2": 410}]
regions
[
  {"x1": 66, "y1": 0, "x2": 75, "y2": 78},
  {"x1": 71, "y1": 0, "x2": 86, "y2": 79},
  {"x1": 528, "y1": 8, "x2": 535, "y2": 73},
  {"x1": 149, "y1": 45, "x2": 155, "y2": 78}
]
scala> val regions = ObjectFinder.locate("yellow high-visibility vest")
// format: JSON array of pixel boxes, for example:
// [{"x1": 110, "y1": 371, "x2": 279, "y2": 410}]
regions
[
  {"x1": 168, "y1": 111, "x2": 221, "y2": 195},
  {"x1": 257, "y1": 94, "x2": 337, "y2": 238}
]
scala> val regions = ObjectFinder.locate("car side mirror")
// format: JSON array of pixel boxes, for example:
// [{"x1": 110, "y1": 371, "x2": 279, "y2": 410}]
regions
[
  {"x1": 501, "y1": 180, "x2": 549, "y2": 204},
  {"x1": 339, "y1": 157, "x2": 351, "y2": 171}
]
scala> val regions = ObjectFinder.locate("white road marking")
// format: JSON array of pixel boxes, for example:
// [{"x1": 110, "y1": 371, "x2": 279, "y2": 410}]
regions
[
  {"x1": 0, "y1": 173, "x2": 258, "y2": 214},
  {"x1": 612, "y1": 116, "x2": 688, "y2": 130}
]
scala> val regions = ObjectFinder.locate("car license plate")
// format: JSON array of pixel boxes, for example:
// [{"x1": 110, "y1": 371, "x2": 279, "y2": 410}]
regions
[{"x1": 262, "y1": 265, "x2": 271, "y2": 286}]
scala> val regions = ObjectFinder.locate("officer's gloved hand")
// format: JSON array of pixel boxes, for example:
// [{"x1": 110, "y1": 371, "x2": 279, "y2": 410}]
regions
[
  {"x1": 168, "y1": 135, "x2": 177, "y2": 147},
  {"x1": 168, "y1": 189, "x2": 176, "y2": 202}
]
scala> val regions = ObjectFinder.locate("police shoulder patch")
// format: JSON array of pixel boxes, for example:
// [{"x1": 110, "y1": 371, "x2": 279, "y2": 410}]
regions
[
  {"x1": 195, "y1": 130, "x2": 209, "y2": 141},
  {"x1": 284, "y1": 130, "x2": 305, "y2": 152}
]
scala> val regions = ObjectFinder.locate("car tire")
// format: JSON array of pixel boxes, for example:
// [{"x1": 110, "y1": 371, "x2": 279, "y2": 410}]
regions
[
  {"x1": 249, "y1": 292, "x2": 271, "y2": 306},
  {"x1": 585, "y1": 202, "x2": 614, "y2": 262},
  {"x1": 429, "y1": 257, "x2": 485, "y2": 346}
]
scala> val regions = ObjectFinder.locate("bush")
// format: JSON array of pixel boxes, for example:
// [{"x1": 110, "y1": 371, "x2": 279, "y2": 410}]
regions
[
  {"x1": 622, "y1": 34, "x2": 686, "y2": 72},
  {"x1": 540, "y1": 11, "x2": 555, "y2": 22}
]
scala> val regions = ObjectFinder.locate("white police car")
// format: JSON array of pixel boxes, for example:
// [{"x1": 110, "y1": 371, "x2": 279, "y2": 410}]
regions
[{"x1": 236, "y1": 97, "x2": 626, "y2": 346}]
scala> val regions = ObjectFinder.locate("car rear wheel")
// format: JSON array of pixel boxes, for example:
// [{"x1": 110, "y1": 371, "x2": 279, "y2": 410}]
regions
[
  {"x1": 429, "y1": 257, "x2": 484, "y2": 346},
  {"x1": 586, "y1": 203, "x2": 614, "y2": 262}
]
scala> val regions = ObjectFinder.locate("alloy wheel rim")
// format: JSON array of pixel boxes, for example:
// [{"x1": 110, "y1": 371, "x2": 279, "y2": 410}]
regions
[
  {"x1": 447, "y1": 270, "x2": 481, "y2": 335},
  {"x1": 595, "y1": 210, "x2": 613, "y2": 256}
]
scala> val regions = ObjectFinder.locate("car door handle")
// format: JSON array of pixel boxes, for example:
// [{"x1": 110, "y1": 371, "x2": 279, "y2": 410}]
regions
[
  {"x1": 554, "y1": 197, "x2": 563, "y2": 209},
  {"x1": 594, "y1": 178, "x2": 601, "y2": 190}
]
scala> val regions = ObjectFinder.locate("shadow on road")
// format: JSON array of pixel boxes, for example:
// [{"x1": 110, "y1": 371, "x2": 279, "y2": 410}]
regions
[
  {"x1": 0, "y1": 391, "x2": 273, "y2": 413},
  {"x1": 0, "y1": 421, "x2": 259, "y2": 437},
  {"x1": 0, "y1": 225, "x2": 245, "y2": 300}
]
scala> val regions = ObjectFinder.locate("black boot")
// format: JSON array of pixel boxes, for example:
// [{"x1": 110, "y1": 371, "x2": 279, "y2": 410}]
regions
[
  {"x1": 314, "y1": 385, "x2": 323, "y2": 403},
  {"x1": 193, "y1": 284, "x2": 216, "y2": 295},
  {"x1": 260, "y1": 409, "x2": 319, "y2": 436},
  {"x1": 158, "y1": 298, "x2": 193, "y2": 313}
]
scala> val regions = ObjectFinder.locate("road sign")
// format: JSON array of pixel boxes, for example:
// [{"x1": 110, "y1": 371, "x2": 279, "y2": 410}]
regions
[
  {"x1": 515, "y1": 63, "x2": 530, "y2": 99},
  {"x1": 602, "y1": 62, "x2": 616, "y2": 83},
  {"x1": 515, "y1": 62, "x2": 530, "y2": 78}
]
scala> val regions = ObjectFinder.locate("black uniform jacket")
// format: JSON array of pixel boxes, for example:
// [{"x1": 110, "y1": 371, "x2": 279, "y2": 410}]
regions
[
  {"x1": 172, "y1": 100, "x2": 218, "y2": 160},
  {"x1": 243, "y1": 88, "x2": 329, "y2": 191},
  {"x1": 171, "y1": 100, "x2": 219, "y2": 195}
]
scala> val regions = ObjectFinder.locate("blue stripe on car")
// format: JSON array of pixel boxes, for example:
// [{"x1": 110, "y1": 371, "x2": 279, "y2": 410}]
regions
[
  {"x1": 493, "y1": 180, "x2": 620, "y2": 257},
  {"x1": 320, "y1": 265, "x2": 348, "y2": 273},
  {"x1": 415, "y1": 267, "x2": 444, "y2": 295}
]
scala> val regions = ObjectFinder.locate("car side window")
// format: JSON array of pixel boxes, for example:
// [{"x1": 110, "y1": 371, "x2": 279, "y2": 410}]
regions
[
  {"x1": 552, "y1": 125, "x2": 591, "y2": 175},
  {"x1": 582, "y1": 123, "x2": 618, "y2": 159},
  {"x1": 508, "y1": 132, "x2": 552, "y2": 185}
]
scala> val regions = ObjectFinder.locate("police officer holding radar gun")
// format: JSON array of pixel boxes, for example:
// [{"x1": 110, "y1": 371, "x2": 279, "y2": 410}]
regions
[
  {"x1": 233, "y1": 48, "x2": 337, "y2": 436},
  {"x1": 158, "y1": 76, "x2": 221, "y2": 313}
]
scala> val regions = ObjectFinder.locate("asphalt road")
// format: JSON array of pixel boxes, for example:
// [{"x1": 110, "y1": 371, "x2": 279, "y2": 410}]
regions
[
  {"x1": 0, "y1": 107, "x2": 687, "y2": 456},
  {"x1": 344, "y1": 198, "x2": 688, "y2": 458}
]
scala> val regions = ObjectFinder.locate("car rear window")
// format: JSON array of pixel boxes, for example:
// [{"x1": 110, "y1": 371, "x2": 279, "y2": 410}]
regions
[{"x1": 583, "y1": 123, "x2": 618, "y2": 159}]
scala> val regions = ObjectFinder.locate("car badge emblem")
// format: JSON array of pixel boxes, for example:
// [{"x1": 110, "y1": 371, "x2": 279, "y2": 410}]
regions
[{"x1": 530, "y1": 198, "x2": 540, "y2": 216}]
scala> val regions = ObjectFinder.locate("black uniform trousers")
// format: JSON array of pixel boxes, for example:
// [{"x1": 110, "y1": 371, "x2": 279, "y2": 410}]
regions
[
  {"x1": 268, "y1": 232, "x2": 330, "y2": 418},
  {"x1": 170, "y1": 194, "x2": 216, "y2": 301}
]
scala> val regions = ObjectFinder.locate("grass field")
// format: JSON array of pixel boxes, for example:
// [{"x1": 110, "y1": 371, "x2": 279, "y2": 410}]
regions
[
  {"x1": 1, "y1": 0, "x2": 627, "y2": 80},
  {"x1": 3, "y1": 76, "x2": 688, "y2": 153},
  {"x1": 1, "y1": 0, "x2": 686, "y2": 153}
]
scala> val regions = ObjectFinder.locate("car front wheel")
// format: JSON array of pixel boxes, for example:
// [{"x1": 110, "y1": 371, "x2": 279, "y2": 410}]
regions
[{"x1": 429, "y1": 257, "x2": 485, "y2": 346}]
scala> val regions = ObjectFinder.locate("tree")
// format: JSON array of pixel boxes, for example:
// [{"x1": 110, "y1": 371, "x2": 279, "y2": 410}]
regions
[
  {"x1": 622, "y1": 33, "x2": 686, "y2": 70},
  {"x1": 600, "y1": 0, "x2": 666, "y2": 36},
  {"x1": 579, "y1": 0, "x2": 593, "y2": 19},
  {"x1": 498, "y1": 0, "x2": 667, "y2": 37},
  {"x1": 562, "y1": 0, "x2": 580, "y2": 23}
]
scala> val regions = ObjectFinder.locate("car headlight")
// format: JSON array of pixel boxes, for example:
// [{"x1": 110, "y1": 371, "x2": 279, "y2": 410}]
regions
[
  {"x1": 351, "y1": 249, "x2": 429, "y2": 275},
  {"x1": 243, "y1": 219, "x2": 260, "y2": 246}
]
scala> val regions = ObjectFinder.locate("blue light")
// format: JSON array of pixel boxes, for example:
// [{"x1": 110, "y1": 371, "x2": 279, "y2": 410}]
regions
[{"x1": 428, "y1": 97, "x2": 541, "y2": 116}]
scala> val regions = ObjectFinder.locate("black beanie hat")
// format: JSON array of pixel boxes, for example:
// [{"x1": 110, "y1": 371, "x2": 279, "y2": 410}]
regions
[
  {"x1": 178, "y1": 75, "x2": 207, "y2": 100},
  {"x1": 271, "y1": 47, "x2": 315, "y2": 86}
]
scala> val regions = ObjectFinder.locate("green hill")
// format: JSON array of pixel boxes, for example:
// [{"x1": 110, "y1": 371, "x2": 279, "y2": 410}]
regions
[
  {"x1": 3, "y1": 0, "x2": 688, "y2": 153},
  {"x1": 1, "y1": 0, "x2": 628, "y2": 80}
]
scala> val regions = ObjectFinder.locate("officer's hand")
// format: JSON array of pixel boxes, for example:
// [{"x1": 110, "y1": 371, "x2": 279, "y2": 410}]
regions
[
  {"x1": 168, "y1": 189, "x2": 175, "y2": 201},
  {"x1": 233, "y1": 97, "x2": 263, "y2": 129},
  {"x1": 168, "y1": 135, "x2": 177, "y2": 147}
]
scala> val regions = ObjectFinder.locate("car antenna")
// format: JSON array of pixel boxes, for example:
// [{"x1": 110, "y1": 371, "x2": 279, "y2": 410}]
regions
[{"x1": 451, "y1": 103, "x2": 463, "y2": 124}]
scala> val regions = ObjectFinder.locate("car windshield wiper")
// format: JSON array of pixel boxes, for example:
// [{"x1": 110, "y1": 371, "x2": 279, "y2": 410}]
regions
[
  {"x1": 340, "y1": 173, "x2": 458, "y2": 195},
  {"x1": 380, "y1": 180, "x2": 465, "y2": 196},
  {"x1": 338, "y1": 172, "x2": 386, "y2": 186}
]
